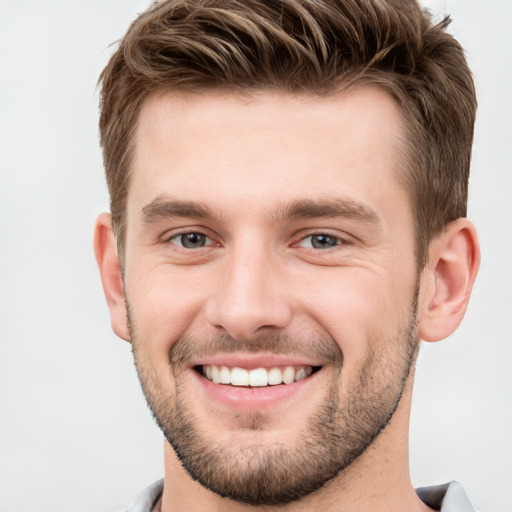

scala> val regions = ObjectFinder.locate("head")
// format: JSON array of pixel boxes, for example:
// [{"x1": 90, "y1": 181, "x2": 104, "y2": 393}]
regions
[{"x1": 95, "y1": 0, "x2": 479, "y2": 507}]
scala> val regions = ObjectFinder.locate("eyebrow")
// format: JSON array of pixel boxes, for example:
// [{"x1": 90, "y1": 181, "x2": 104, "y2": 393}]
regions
[
  {"x1": 141, "y1": 196, "x2": 382, "y2": 228},
  {"x1": 141, "y1": 198, "x2": 214, "y2": 224},
  {"x1": 273, "y1": 198, "x2": 383, "y2": 227}
]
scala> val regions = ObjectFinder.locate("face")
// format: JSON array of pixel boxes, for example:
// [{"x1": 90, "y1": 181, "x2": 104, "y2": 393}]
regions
[{"x1": 123, "y1": 88, "x2": 420, "y2": 505}]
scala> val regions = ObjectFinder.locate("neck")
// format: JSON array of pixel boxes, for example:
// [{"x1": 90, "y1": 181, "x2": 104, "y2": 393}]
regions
[{"x1": 159, "y1": 375, "x2": 433, "y2": 512}]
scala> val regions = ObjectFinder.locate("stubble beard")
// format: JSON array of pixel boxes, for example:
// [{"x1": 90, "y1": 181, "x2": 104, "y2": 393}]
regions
[{"x1": 129, "y1": 289, "x2": 420, "y2": 507}]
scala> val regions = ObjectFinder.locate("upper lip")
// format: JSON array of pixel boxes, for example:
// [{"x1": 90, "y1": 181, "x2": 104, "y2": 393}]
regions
[{"x1": 190, "y1": 353, "x2": 325, "y2": 370}]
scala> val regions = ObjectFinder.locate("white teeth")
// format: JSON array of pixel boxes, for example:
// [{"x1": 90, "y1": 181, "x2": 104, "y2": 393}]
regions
[
  {"x1": 294, "y1": 367, "x2": 307, "y2": 381},
  {"x1": 248, "y1": 368, "x2": 268, "y2": 387},
  {"x1": 230, "y1": 367, "x2": 249, "y2": 386},
  {"x1": 219, "y1": 365, "x2": 231, "y2": 384},
  {"x1": 282, "y1": 366, "x2": 295, "y2": 384},
  {"x1": 201, "y1": 364, "x2": 314, "y2": 387},
  {"x1": 267, "y1": 367, "x2": 283, "y2": 385}
]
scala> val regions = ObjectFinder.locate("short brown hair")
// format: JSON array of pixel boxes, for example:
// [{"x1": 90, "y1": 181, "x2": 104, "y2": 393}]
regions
[{"x1": 99, "y1": 0, "x2": 476, "y2": 268}]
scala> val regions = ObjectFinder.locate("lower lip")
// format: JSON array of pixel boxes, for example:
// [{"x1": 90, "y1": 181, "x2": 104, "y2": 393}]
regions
[{"x1": 190, "y1": 369, "x2": 320, "y2": 410}]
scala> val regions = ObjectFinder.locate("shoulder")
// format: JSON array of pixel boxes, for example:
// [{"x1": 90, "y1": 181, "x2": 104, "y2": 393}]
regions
[
  {"x1": 124, "y1": 478, "x2": 164, "y2": 512},
  {"x1": 416, "y1": 481, "x2": 475, "y2": 512}
]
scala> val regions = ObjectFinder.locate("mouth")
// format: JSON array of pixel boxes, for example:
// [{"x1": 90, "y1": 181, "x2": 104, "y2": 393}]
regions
[{"x1": 195, "y1": 364, "x2": 322, "y2": 387}]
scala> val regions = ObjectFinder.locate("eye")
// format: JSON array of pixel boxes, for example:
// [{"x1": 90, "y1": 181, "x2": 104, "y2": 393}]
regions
[
  {"x1": 169, "y1": 232, "x2": 213, "y2": 249},
  {"x1": 298, "y1": 233, "x2": 343, "y2": 249}
]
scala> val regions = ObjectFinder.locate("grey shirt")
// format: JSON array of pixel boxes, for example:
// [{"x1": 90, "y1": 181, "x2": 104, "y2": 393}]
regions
[{"x1": 125, "y1": 479, "x2": 475, "y2": 511}]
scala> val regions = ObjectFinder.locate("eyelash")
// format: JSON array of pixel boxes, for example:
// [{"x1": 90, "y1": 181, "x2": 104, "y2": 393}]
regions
[
  {"x1": 166, "y1": 230, "x2": 216, "y2": 249},
  {"x1": 163, "y1": 230, "x2": 349, "y2": 252},
  {"x1": 295, "y1": 232, "x2": 347, "y2": 250}
]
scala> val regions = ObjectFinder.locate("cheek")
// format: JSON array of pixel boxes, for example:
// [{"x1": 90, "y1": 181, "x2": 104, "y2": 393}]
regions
[
  {"x1": 297, "y1": 267, "x2": 415, "y2": 367},
  {"x1": 126, "y1": 266, "x2": 211, "y2": 359}
]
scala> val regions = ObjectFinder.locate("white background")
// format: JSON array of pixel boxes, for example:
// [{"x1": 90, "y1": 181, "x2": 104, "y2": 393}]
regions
[{"x1": 0, "y1": 1, "x2": 510, "y2": 511}]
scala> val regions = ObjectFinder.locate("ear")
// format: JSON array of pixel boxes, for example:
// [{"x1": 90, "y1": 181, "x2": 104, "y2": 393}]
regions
[
  {"x1": 418, "y1": 218, "x2": 480, "y2": 342},
  {"x1": 94, "y1": 213, "x2": 130, "y2": 342}
]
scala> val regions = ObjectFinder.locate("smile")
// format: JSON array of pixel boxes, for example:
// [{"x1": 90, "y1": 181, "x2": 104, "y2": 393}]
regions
[
  {"x1": 200, "y1": 364, "x2": 318, "y2": 387},
  {"x1": 191, "y1": 359, "x2": 325, "y2": 408}
]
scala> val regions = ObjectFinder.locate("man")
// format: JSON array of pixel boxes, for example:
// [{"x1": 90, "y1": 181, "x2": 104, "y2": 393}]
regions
[{"x1": 94, "y1": 1, "x2": 480, "y2": 511}]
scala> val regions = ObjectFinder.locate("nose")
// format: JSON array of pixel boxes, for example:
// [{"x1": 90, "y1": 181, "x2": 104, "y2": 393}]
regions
[{"x1": 205, "y1": 243, "x2": 293, "y2": 340}]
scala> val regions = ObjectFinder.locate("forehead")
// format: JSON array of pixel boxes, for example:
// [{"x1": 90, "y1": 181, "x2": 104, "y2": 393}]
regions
[{"x1": 129, "y1": 87, "x2": 408, "y2": 218}]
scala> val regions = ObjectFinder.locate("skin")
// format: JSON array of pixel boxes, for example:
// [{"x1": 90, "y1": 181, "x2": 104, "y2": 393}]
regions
[{"x1": 95, "y1": 87, "x2": 480, "y2": 512}]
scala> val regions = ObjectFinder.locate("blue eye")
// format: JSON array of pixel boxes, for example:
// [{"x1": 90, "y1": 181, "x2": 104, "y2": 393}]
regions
[
  {"x1": 170, "y1": 232, "x2": 210, "y2": 249},
  {"x1": 300, "y1": 234, "x2": 341, "y2": 249}
]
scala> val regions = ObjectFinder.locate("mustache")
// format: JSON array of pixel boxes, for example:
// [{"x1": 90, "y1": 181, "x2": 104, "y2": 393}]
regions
[{"x1": 169, "y1": 332, "x2": 342, "y2": 367}]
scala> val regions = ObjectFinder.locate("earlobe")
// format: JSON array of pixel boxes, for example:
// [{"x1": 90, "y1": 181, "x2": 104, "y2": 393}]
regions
[
  {"x1": 418, "y1": 218, "x2": 480, "y2": 342},
  {"x1": 94, "y1": 213, "x2": 130, "y2": 342}
]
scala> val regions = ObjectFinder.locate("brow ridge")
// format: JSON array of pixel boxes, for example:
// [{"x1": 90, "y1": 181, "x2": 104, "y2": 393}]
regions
[
  {"x1": 273, "y1": 198, "x2": 382, "y2": 226},
  {"x1": 140, "y1": 196, "x2": 382, "y2": 228},
  {"x1": 141, "y1": 197, "x2": 213, "y2": 223}
]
